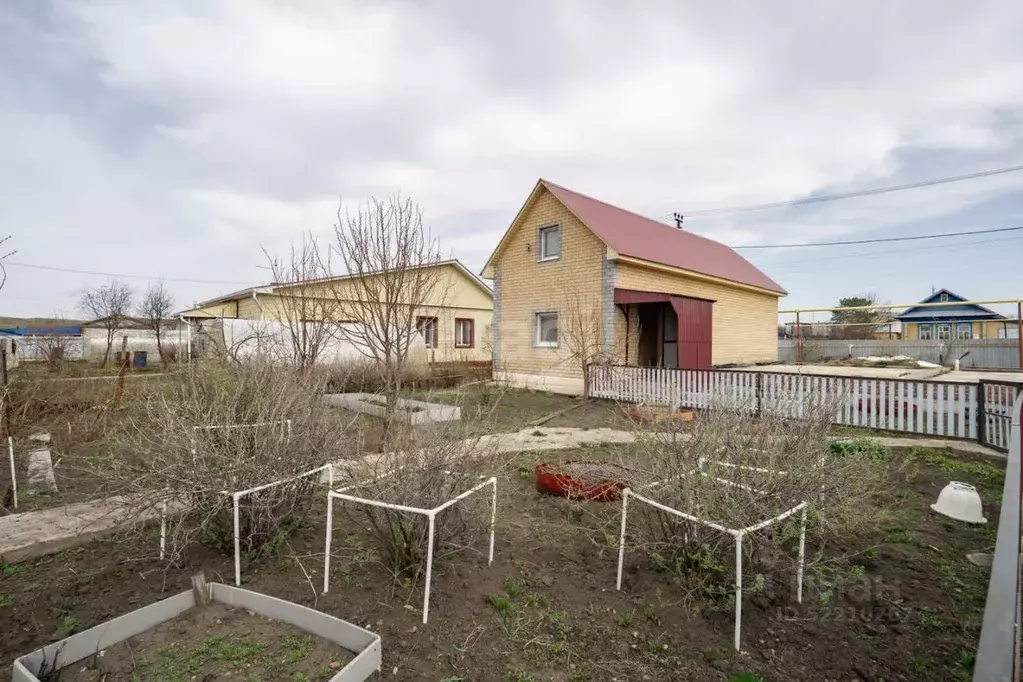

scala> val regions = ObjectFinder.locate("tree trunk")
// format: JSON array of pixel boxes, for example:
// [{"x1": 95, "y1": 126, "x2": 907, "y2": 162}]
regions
[{"x1": 155, "y1": 329, "x2": 165, "y2": 366}]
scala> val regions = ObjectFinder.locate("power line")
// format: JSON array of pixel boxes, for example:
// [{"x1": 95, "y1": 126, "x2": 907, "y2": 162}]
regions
[
  {"x1": 670, "y1": 163, "x2": 1023, "y2": 218},
  {"x1": 774, "y1": 233, "x2": 1023, "y2": 271},
  {"x1": 732, "y1": 225, "x2": 1023, "y2": 250},
  {"x1": 4, "y1": 261, "x2": 256, "y2": 286}
]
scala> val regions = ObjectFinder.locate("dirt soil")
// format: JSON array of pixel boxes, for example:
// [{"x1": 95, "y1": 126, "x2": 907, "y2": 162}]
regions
[
  {"x1": 60, "y1": 601, "x2": 350, "y2": 681},
  {"x1": 1, "y1": 444, "x2": 1000, "y2": 682}
]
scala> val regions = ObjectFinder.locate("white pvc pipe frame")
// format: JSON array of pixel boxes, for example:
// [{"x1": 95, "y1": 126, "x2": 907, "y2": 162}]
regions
[
  {"x1": 7, "y1": 436, "x2": 17, "y2": 510},
  {"x1": 158, "y1": 461, "x2": 332, "y2": 581},
  {"x1": 616, "y1": 467, "x2": 808, "y2": 652},
  {"x1": 161, "y1": 419, "x2": 296, "y2": 561},
  {"x1": 323, "y1": 475, "x2": 498, "y2": 624}
]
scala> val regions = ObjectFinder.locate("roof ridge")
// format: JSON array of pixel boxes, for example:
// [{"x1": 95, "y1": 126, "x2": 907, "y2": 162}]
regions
[{"x1": 541, "y1": 178, "x2": 680, "y2": 234}]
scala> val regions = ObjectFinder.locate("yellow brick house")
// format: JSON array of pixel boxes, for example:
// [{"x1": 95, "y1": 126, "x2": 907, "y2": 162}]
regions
[
  {"x1": 482, "y1": 180, "x2": 786, "y2": 394},
  {"x1": 181, "y1": 259, "x2": 493, "y2": 363}
]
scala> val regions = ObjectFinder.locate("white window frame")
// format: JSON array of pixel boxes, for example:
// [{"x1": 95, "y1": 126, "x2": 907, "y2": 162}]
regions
[
  {"x1": 534, "y1": 311, "x2": 559, "y2": 348},
  {"x1": 937, "y1": 323, "x2": 951, "y2": 341},
  {"x1": 417, "y1": 316, "x2": 438, "y2": 349},
  {"x1": 918, "y1": 324, "x2": 933, "y2": 340},
  {"x1": 939, "y1": 293, "x2": 949, "y2": 303},
  {"x1": 538, "y1": 225, "x2": 561, "y2": 262},
  {"x1": 454, "y1": 318, "x2": 474, "y2": 348},
  {"x1": 956, "y1": 323, "x2": 972, "y2": 340}
]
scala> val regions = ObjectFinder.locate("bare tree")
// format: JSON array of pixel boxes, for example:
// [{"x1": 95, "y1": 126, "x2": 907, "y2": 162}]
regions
[
  {"x1": 79, "y1": 280, "x2": 134, "y2": 367},
  {"x1": 263, "y1": 234, "x2": 338, "y2": 372},
  {"x1": 328, "y1": 196, "x2": 447, "y2": 429},
  {"x1": 137, "y1": 280, "x2": 175, "y2": 366},
  {"x1": 558, "y1": 287, "x2": 614, "y2": 400},
  {"x1": 829, "y1": 293, "x2": 894, "y2": 340}
]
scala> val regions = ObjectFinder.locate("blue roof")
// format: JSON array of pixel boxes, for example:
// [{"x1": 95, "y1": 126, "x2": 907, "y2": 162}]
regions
[
  {"x1": 895, "y1": 289, "x2": 1004, "y2": 322},
  {"x1": 0, "y1": 326, "x2": 82, "y2": 336}
]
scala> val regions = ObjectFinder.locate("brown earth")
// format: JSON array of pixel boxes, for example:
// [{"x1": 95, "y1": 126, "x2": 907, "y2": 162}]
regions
[{"x1": 0, "y1": 445, "x2": 999, "y2": 681}]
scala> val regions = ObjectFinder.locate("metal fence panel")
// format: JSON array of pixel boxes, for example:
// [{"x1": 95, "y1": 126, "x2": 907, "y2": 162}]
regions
[
  {"x1": 778, "y1": 339, "x2": 1020, "y2": 369},
  {"x1": 973, "y1": 391, "x2": 1022, "y2": 681}
]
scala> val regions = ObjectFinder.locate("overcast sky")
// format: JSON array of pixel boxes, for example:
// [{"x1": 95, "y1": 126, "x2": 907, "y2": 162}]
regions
[{"x1": 2, "y1": 0, "x2": 1023, "y2": 323}]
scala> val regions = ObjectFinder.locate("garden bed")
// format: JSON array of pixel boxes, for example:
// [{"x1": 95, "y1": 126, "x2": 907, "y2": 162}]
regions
[
  {"x1": 60, "y1": 601, "x2": 352, "y2": 681},
  {"x1": 1, "y1": 444, "x2": 1000, "y2": 681}
]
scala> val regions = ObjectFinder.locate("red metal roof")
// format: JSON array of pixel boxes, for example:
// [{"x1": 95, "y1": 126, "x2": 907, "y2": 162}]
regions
[{"x1": 541, "y1": 180, "x2": 787, "y2": 295}]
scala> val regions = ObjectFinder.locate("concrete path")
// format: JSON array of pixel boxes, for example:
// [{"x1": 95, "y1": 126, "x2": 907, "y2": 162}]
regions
[
  {"x1": 0, "y1": 427, "x2": 1003, "y2": 564},
  {"x1": 829, "y1": 435, "x2": 1005, "y2": 458},
  {"x1": 0, "y1": 496, "x2": 141, "y2": 563}
]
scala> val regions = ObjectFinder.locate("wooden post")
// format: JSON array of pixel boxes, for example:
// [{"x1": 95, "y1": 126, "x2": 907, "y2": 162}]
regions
[
  {"x1": 1017, "y1": 301, "x2": 1022, "y2": 371},
  {"x1": 0, "y1": 348, "x2": 9, "y2": 439},
  {"x1": 795, "y1": 312, "x2": 803, "y2": 364},
  {"x1": 977, "y1": 382, "x2": 987, "y2": 447},
  {"x1": 755, "y1": 372, "x2": 763, "y2": 417}
]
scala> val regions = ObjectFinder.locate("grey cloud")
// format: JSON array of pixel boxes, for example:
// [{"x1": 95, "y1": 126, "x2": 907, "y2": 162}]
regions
[{"x1": 2, "y1": 0, "x2": 1023, "y2": 315}]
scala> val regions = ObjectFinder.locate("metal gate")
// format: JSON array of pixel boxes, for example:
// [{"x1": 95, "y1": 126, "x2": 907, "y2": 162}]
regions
[{"x1": 979, "y1": 380, "x2": 1023, "y2": 452}]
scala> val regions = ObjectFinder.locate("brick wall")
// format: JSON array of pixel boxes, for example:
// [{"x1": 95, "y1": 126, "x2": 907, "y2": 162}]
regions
[
  {"x1": 492, "y1": 187, "x2": 607, "y2": 379},
  {"x1": 615, "y1": 262, "x2": 780, "y2": 365}
]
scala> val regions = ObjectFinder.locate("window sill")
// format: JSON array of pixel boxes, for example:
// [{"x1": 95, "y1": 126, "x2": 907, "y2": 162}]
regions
[
  {"x1": 534, "y1": 343, "x2": 559, "y2": 349},
  {"x1": 455, "y1": 345, "x2": 474, "y2": 349},
  {"x1": 537, "y1": 256, "x2": 560, "y2": 263}
]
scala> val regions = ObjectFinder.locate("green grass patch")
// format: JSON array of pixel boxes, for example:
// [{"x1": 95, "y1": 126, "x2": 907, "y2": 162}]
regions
[
  {"x1": 907, "y1": 447, "x2": 1004, "y2": 499},
  {"x1": 829, "y1": 438, "x2": 892, "y2": 461}
]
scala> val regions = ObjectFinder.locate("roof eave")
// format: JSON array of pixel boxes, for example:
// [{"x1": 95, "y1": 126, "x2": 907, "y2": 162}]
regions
[{"x1": 614, "y1": 255, "x2": 787, "y2": 297}]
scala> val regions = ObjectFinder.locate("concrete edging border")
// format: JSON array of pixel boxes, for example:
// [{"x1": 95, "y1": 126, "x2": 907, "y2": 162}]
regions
[{"x1": 11, "y1": 583, "x2": 381, "y2": 682}]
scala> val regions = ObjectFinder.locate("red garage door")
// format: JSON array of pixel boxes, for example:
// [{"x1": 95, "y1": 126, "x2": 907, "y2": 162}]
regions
[{"x1": 670, "y1": 297, "x2": 713, "y2": 369}]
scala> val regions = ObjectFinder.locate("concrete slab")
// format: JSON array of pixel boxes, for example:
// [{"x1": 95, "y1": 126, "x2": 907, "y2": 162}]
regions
[
  {"x1": 0, "y1": 497, "x2": 138, "y2": 563},
  {"x1": 25, "y1": 448, "x2": 57, "y2": 493},
  {"x1": 731, "y1": 364, "x2": 944, "y2": 380},
  {"x1": 324, "y1": 393, "x2": 461, "y2": 424}
]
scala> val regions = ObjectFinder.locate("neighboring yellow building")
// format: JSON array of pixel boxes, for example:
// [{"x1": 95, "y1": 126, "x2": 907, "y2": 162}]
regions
[
  {"x1": 482, "y1": 179, "x2": 786, "y2": 394},
  {"x1": 181, "y1": 259, "x2": 493, "y2": 363}
]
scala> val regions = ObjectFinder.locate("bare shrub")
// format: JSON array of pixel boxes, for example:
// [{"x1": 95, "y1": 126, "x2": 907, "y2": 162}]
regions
[
  {"x1": 262, "y1": 234, "x2": 337, "y2": 372},
  {"x1": 616, "y1": 394, "x2": 892, "y2": 605},
  {"x1": 336, "y1": 425, "x2": 498, "y2": 584},
  {"x1": 74, "y1": 361, "x2": 361, "y2": 561},
  {"x1": 320, "y1": 358, "x2": 430, "y2": 395}
]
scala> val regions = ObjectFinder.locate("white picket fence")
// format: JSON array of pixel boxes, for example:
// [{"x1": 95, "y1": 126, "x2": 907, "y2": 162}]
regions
[{"x1": 588, "y1": 365, "x2": 1021, "y2": 450}]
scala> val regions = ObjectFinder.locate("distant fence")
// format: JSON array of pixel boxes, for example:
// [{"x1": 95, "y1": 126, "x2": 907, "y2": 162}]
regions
[
  {"x1": 778, "y1": 338, "x2": 1020, "y2": 369},
  {"x1": 588, "y1": 364, "x2": 1022, "y2": 451}
]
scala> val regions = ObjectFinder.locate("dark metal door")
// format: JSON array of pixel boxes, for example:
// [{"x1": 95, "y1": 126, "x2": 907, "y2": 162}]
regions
[
  {"x1": 979, "y1": 381, "x2": 1023, "y2": 452},
  {"x1": 671, "y1": 297, "x2": 713, "y2": 370}
]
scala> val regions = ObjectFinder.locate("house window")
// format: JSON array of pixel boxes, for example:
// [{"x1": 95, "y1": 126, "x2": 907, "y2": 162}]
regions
[
  {"x1": 956, "y1": 323, "x2": 972, "y2": 340},
  {"x1": 918, "y1": 324, "x2": 933, "y2": 340},
  {"x1": 538, "y1": 225, "x2": 561, "y2": 261},
  {"x1": 939, "y1": 293, "x2": 949, "y2": 303},
  {"x1": 534, "y1": 312, "x2": 559, "y2": 347},
  {"x1": 417, "y1": 316, "x2": 438, "y2": 348},
  {"x1": 454, "y1": 318, "x2": 475, "y2": 348},
  {"x1": 937, "y1": 324, "x2": 951, "y2": 341}
]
